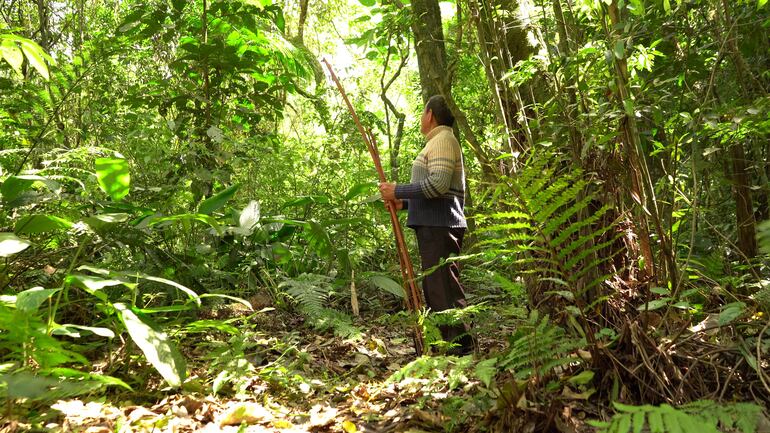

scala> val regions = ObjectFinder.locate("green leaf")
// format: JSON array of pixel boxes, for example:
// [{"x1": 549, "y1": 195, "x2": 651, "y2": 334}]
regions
[
  {"x1": 52, "y1": 324, "x2": 115, "y2": 338},
  {"x1": 130, "y1": 273, "x2": 200, "y2": 306},
  {"x1": 474, "y1": 357, "x2": 498, "y2": 387},
  {"x1": 19, "y1": 40, "x2": 50, "y2": 80},
  {"x1": 304, "y1": 221, "x2": 333, "y2": 257},
  {"x1": 73, "y1": 266, "x2": 199, "y2": 306},
  {"x1": 616, "y1": 414, "x2": 632, "y2": 433},
  {"x1": 83, "y1": 213, "x2": 130, "y2": 229},
  {"x1": 648, "y1": 410, "x2": 665, "y2": 433},
  {"x1": 1, "y1": 175, "x2": 61, "y2": 205},
  {"x1": 0, "y1": 39, "x2": 23, "y2": 75},
  {"x1": 21, "y1": 40, "x2": 51, "y2": 80},
  {"x1": 95, "y1": 157, "x2": 130, "y2": 201},
  {"x1": 614, "y1": 40, "x2": 625, "y2": 59},
  {"x1": 359, "y1": 0, "x2": 376, "y2": 6},
  {"x1": 637, "y1": 298, "x2": 670, "y2": 311},
  {"x1": 16, "y1": 287, "x2": 61, "y2": 312},
  {"x1": 15, "y1": 214, "x2": 73, "y2": 234},
  {"x1": 66, "y1": 273, "x2": 131, "y2": 302},
  {"x1": 369, "y1": 275, "x2": 405, "y2": 298},
  {"x1": 759, "y1": 0, "x2": 767, "y2": 9},
  {"x1": 233, "y1": 200, "x2": 260, "y2": 235},
  {"x1": 0, "y1": 232, "x2": 31, "y2": 257},
  {"x1": 114, "y1": 303, "x2": 186, "y2": 388},
  {"x1": 344, "y1": 182, "x2": 375, "y2": 200},
  {"x1": 47, "y1": 368, "x2": 131, "y2": 391},
  {"x1": 0, "y1": 372, "x2": 60, "y2": 399},
  {"x1": 198, "y1": 184, "x2": 239, "y2": 215},
  {"x1": 632, "y1": 411, "x2": 646, "y2": 433},
  {"x1": 566, "y1": 370, "x2": 594, "y2": 385},
  {"x1": 662, "y1": 411, "x2": 683, "y2": 433},
  {"x1": 663, "y1": 0, "x2": 671, "y2": 13},
  {"x1": 718, "y1": 302, "x2": 746, "y2": 325},
  {"x1": 197, "y1": 293, "x2": 253, "y2": 310}
]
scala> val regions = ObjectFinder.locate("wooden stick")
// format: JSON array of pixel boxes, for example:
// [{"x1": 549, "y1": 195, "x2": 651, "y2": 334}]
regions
[{"x1": 322, "y1": 58, "x2": 424, "y2": 356}]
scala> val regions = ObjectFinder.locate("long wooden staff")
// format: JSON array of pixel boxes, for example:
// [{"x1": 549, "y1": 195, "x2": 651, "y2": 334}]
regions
[{"x1": 322, "y1": 59, "x2": 424, "y2": 356}]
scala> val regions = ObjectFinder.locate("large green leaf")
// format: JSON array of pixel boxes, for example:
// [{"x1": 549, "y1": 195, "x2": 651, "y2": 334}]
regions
[
  {"x1": 73, "y1": 265, "x2": 200, "y2": 306},
  {"x1": 0, "y1": 39, "x2": 23, "y2": 75},
  {"x1": 232, "y1": 200, "x2": 260, "y2": 235},
  {"x1": 52, "y1": 324, "x2": 115, "y2": 339},
  {"x1": 718, "y1": 302, "x2": 746, "y2": 326},
  {"x1": 114, "y1": 303, "x2": 186, "y2": 388},
  {"x1": 66, "y1": 273, "x2": 134, "y2": 302},
  {"x1": 15, "y1": 214, "x2": 73, "y2": 234},
  {"x1": 344, "y1": 182, "x2": 376, "y2": 201},
  {"x1": 198, "y1": 184, "x2": 239, "y2": 215},
  {"x1": 0, "y1": 232, "x2": 31, "y2": 257},
  {"x1": 95, "y1": 157, "x2": 130, "y2": 201},
  {"x1": 370, "y1": 275, "x2": 405, "y2": 298},
  {"x1": 1, "y1": 175, "x2": 61, "y2": 206},
  {"x1": 19, "y1": 40, "x2": 50, "y2": 80},
  {"x1": 0, "y1": 372, "x2": 60, "y2": 399},
  {"x1": 16, "y1": 287, "x2": 61, "y2": 312},
  {"x1": 304, "y1": 221, "x2": 333, "y2": 257}
]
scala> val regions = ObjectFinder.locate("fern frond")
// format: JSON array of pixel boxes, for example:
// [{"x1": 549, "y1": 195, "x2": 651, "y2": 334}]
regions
[
  {"x1": 483, "y1": 222, "x2": 534, "y2": 232},
  {"x1": 533, "y1": 179, "x2": 588, "y2": 223},
  {"x1": 557, "y1": 224, "x2": 616, "y2": 261},
  {"x1": 549, "y1": 204, "x2": 613, "y2": 248},
  {"x1": 279, "y1": 273, "x2": 332, "y2": 319},
  {"x1": 564, "y1": 236, "x2": 619, "y2": 270},
  {"x1": 542, "y1": 195, "x2": 594, "y2": 238},
  {"x1": 498, "y1": 313, "x2": 585, "y2": 379},
  {"x1": 594, "y1": 400, "x2": 763, "y2": 433},
  {"x1": 480, "y1": 151, "x2": 619, "y2": 310}
]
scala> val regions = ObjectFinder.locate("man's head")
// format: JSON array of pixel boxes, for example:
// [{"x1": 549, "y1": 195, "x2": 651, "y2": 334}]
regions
[{"x1": 421, "y1": 95, "x2": 455, "y2": 135}]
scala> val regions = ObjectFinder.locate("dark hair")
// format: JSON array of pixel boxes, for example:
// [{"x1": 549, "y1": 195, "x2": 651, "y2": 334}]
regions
[{"x1": 425, "y1": 95, "x2": 455, "y2": 127}]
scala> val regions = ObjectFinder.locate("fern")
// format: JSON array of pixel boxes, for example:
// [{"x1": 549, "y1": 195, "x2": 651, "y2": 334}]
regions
[
  {"x1": 478, "y1": 152, "x2": 619, "y2": 303},
  {"x1": 497, "y1": 311, "x2": 586, "y2": 380},
  {"x1": 279, "y1": 273, "x2": 332, "y2": 317},
  {"x1": 592, "y1": 400, "x2": 764, "y2": 433},
  {"x1": 278, "y1": 273, "x2": 361, "y2": 339},
  {"x1": 387, "y1": 355, "x2": 474, "y2": 391}
]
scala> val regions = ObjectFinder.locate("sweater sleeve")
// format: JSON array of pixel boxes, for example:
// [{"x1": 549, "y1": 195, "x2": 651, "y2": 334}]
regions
[{"x1": 394, "y1": 137, "x2": 456, "y2": 200}]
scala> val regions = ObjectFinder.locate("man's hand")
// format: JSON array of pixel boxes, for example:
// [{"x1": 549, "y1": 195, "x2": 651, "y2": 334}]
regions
[{"x1": 379, "y1": 182, "x2": 397, "y2": 201}]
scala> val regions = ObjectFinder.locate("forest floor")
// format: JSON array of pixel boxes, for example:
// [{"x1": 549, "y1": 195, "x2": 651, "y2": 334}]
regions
[{"x1": 2, "y1": 304, "x2": 596, "y2": 433}]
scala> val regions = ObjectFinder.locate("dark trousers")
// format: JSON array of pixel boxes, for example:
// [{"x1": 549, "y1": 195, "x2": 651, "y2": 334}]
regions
[{"x1": 415, "y1": 226, "x2": 473, "y2": 351}]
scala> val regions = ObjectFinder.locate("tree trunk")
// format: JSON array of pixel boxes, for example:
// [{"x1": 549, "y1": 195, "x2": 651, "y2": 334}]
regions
[
  {"x1": 409, "y1": 0, "x2": 446, "y2": 103},
  {"x1": 729, "y1": 142, "x2": 758, "y2": 259}
]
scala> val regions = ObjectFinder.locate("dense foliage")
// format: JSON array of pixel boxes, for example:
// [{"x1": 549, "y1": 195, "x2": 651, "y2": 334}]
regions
[{"x1": 1, "y1": 0, "x2": 769, "y2": 431}]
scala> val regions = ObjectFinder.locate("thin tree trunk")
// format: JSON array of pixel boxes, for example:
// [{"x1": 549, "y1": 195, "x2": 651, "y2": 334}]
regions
[
  {"x1": 605, "y1": 1, "x2": 676, "y2": 286},
  {"x1": 729, "y1": 142, "x2": 758, "y2": 259}
]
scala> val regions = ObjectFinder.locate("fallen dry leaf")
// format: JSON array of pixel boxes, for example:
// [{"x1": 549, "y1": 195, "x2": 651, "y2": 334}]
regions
[
  {"x1": 218, "y1": 402, "x2": 273, "y2": 427},
  {"x1": 83, "y1": 426, "x2": 111, "y2": 433},
  {"x1": 308, "y1": 404, "x2": 338, "y2": 428},
  {"x1": 341, "y1": 419, "x2": 358, "y2": 433}
]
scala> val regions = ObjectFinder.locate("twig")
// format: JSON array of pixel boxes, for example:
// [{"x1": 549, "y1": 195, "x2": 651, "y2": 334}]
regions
[
  {"x1": 756, "y1": 320, "x2": 770, "y2": 396},
  {"x1": 322, "y1": 59, "x2": 424, "y2": 356}
]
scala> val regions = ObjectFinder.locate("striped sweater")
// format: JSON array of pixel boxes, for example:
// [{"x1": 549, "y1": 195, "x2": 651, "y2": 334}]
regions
[{"x1": 395, "y1": 126, "x2": 467, "y2": 228}]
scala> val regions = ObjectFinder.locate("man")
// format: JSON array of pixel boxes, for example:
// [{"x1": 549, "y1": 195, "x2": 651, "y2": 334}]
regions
[{"x1": 379, "y1": 95, "x2": 473, "y2": 355}]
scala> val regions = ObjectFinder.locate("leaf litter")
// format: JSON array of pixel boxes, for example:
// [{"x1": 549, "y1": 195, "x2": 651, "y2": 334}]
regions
[{"x1": 7, "y1": 308, "x2": 504, "y2": 433}]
